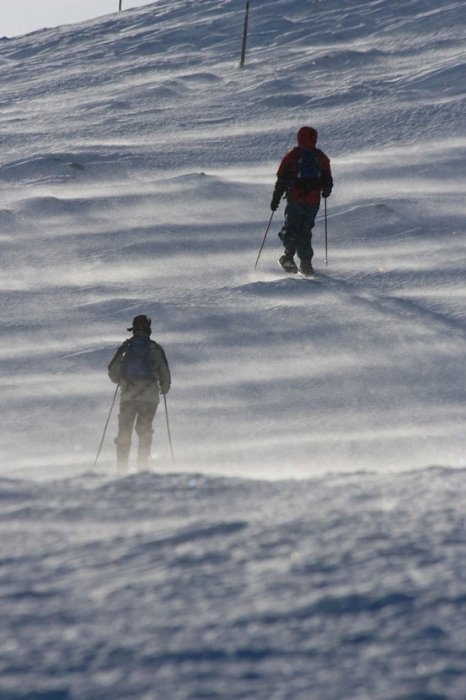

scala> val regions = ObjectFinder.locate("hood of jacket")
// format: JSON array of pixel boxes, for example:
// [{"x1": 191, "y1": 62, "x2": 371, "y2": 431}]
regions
[{"x1": 297, "y1": 126, "x2": 318, "y2": 149}]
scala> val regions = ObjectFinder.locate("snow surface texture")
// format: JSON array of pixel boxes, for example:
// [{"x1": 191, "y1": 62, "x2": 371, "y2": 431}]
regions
[
  {"x1": 2, "y1": 468, "x2": 466, "y2": 699},
  {"x1": 0, "y1": 0, "x2": 465, "y2": 697}
]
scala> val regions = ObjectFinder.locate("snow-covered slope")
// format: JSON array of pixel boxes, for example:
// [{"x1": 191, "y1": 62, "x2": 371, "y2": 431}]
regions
[
  {"x1": 1, "y1": 1, "x2": 466, "y2": 697},
  {"x1": 2, "y1": 466, "x2": 466, "y2": 700},
  {"x1": 1, "y1": 0, "x2": 465, "y2": 476}
]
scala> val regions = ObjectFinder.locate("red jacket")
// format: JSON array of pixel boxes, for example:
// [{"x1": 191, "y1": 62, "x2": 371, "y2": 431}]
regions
[{"x1": 275, "y1": 127, "x2": 333, "y2": 205}]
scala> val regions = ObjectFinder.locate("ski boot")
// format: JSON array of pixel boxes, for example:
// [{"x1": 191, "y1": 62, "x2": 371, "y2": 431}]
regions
[
  {"x1": 279, "y1": 253, "x2": 298, "y2": 274},
  {"x1": 299, "y1": 259, "x2": 315, "y2": 277}
]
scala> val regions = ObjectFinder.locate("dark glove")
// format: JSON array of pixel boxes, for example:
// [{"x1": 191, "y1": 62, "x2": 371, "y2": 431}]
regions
[
  {"x1": 270, "y1": 195, "x2": 280, "y2": 211},
  {"x1": 270, "y1": 177, "x2": 286, "y2": 211},
  {"x1": 321, "y1": 174, "x2": 333, "y2": 199}
]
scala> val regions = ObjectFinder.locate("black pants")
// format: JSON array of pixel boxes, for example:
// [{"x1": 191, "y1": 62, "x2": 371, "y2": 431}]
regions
[
  {"x1": 282, "y1": 200, "x2": 320, "y2": 261},
  {"x1": 115, "y1": 400, "x2": 157, "y2": 469}
]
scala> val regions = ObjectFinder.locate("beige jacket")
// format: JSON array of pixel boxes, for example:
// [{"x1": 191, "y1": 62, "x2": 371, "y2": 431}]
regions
[{"x1": 108, "y1": 334, "x2": 171, "y2": 404}]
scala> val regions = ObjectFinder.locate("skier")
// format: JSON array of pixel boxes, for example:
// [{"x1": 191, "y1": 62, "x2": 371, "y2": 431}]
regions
[
  {"x1": 108, "y1": 314, "x2": 171, "y2": 471},
  {"x1": 271, "y1": 126, "x2": 333, "y2": 276}
]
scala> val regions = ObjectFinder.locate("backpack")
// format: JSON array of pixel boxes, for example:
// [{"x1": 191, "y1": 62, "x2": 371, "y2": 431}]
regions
[
  {"x1": 294, "y1": 147, "x2": 322, "y2": 191},
  {"x1": 121, "y1": 335, "x2": 153, "y2": 381}
]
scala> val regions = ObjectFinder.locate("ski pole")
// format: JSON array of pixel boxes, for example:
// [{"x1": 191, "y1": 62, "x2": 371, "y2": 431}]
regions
[
  {"x1": 163, "y1": 394, "x2": 175, "y2": 463},
  {"x1": 253, "y1": 211, "x2": 274, "y2": 271},
  {"x1": 324, "y1": 197, "x2": 328, "y2": 267},
  {"x1": 92, "y1": 384, "x2": 119, "y2": 469}
]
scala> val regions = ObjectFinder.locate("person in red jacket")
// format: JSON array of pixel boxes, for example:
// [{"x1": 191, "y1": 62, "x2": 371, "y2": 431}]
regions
[{"x1": 271, "y1": 126, "x2": 333, "y2": 276}]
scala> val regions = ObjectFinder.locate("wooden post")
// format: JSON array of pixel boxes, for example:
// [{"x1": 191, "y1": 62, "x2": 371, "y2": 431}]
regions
[
  {"x1": 119, "y1": 0, "x2": 122, "y2": 10},
  {"x1": 239, "y1": 1, "x2": 250, "y2": 68}
]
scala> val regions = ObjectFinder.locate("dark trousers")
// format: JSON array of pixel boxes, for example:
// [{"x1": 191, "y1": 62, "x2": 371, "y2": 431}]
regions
[
  {"x1": 115, "y1": 400, "x2": 157, "y2": 470},
  {"x1": 281, "y1": 200, "x2": 320, "y2": 261}
]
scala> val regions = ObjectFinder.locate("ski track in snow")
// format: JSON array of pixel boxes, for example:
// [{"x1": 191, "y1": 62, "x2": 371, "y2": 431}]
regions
[{"x1": 0, "y1": 0, "x2": 466, "y2": 697}]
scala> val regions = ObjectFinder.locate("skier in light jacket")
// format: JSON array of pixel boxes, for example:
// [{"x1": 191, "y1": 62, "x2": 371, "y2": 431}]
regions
[
  {"x1": 108, "y1": 314, "x2": 171, "y2": 471},
  {"x1": 271, "y1": 126, "x2": 333, "y2": 276}
]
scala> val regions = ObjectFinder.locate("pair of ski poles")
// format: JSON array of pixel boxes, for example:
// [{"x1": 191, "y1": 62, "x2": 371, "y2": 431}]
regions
[
  {"x1": 254, "y1": 198, "x2": 329, "y2": 271},
  {"x1": 92, "y1": 386, "x2": 175, "y2": 468}
]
